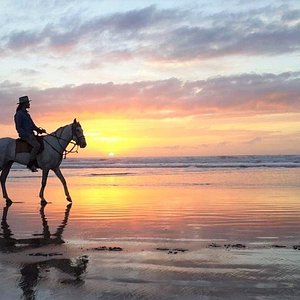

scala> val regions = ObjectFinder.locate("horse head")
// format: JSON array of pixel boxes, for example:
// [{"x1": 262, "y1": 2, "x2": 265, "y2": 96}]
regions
[{"x1": 72, "y1": 119, "x2": 87, "y2": 148}]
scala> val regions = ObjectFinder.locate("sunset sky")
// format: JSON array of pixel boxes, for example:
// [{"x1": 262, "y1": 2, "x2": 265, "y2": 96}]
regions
[{"x1": 0, "y1": 0, "x2": 299, "y2": 157}]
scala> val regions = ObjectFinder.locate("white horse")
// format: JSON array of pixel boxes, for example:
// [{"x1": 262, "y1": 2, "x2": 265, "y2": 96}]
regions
[{"x1": 0, "y1": 119, "x2": 86, "y2": 204}]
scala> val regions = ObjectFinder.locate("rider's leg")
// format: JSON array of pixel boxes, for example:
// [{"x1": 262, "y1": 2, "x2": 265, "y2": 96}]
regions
[{"x1": 24, "y1": 134, "x2": 40, "y2": 172}]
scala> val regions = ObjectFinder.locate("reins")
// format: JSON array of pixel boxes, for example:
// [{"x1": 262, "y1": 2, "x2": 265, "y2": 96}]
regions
[{"x1": 43, "y1": 126, "x2": 79, "y2": 159}]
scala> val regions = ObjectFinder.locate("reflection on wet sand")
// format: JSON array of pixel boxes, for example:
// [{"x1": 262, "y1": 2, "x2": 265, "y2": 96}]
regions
[
  {"x1": 19, "y1": 256, "x2": 88, "y2": 300},
  {"x1": 0, "y1": 203, "x2": 88, "y2": 299},
  {"x1": 0, "y1": 203, "x2": 72, "y2": 251}
]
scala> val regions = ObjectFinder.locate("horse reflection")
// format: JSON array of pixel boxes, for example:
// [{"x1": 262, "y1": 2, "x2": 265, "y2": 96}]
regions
[
  {"x1": 0, "y1": 203, "x2": 88, "y2": 299},
  {"x1": 0, "y1": 203, "x2": 71, "y2": 251}
]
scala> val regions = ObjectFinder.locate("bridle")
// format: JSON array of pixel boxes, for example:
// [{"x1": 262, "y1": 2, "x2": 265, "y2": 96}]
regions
[
  {"x1": 71, "y1": 122, "x2": 86, "y2": 146},
  {"x1": 43, "y1": 123, "x2": 85, "y2": 159}
]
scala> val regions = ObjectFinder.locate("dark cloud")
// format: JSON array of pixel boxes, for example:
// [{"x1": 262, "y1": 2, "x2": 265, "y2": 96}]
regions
[
  {"x1": 154, "y1": 6, "x2": 300, "y2": 61},
  {"x1": 0, "y1": 71, "x2": 299, "y2": 124},
  {"x1": 2, "y1": 5, "x2": 299, "y2": 60},
  {"x1": 100, "y1": 5, "x2": 184, "y2": 33},
  {"x1": 6, "y1": 30, "x2": 42, "y2": 50},
  {"x1": 2, "y1": 5, "x2": 186, "y2": 53},
  {"x1": 281, "y1": 8, "x2": 300, "y2": 21},
  {"x1": 18, "y1": 68, "x2": 40, "y2": 76}
]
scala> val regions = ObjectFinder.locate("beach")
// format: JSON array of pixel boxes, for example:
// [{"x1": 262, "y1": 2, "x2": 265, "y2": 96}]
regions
[
  {"x1": 0, "y1": 156, "x2": 300, "y2": 299},
  {"x1": 1, "y1": 0, "x2": 300, "y2": 299}
]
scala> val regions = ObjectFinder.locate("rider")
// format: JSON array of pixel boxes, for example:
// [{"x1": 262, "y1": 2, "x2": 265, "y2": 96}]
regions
[{"x1": 14, "y1": 96, "x2": 46, "y2": 172}]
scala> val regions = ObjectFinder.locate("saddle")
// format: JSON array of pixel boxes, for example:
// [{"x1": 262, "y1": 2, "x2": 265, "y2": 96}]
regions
[{"x1": 15, "y1": 136, "x2": 44, "y2": 155}]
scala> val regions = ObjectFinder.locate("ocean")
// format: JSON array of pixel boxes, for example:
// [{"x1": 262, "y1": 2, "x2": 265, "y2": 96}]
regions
[
  {"x1": 61, "y1": 154, "x2": 300, "y2": 169},
  {"x1": 10, "y1": 154, "x2": 300, "y2": 171},
  {"x1": 7, "y1": 154, "x2": 300, "y2": 242}
]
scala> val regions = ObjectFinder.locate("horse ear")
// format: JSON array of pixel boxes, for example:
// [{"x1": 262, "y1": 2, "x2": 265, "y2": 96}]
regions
[{"x1": 73, "y1": 118, "x2": 77, "y2": 123}]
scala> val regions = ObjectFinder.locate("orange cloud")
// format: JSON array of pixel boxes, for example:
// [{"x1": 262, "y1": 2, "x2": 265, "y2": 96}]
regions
[{"x1": 1, "y1": 72, "x2": 299, "y2": 125}]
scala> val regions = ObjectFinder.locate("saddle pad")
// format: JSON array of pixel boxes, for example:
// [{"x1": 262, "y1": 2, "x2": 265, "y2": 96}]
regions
[
  {"x1": 15, "y1": 139, "x2": 32, "y2": 153},
  {"x1": 15, "y1": 137, "x2": 44, "y2": 154}
]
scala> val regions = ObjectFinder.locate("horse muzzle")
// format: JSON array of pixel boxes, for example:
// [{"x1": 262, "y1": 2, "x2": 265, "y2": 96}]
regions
[
  {"x1": 76, "y1": 135, "x2": 87, "y2": 148},
  {"x1": 80, "y1": 140, "x2": 87, "y2": 148}
]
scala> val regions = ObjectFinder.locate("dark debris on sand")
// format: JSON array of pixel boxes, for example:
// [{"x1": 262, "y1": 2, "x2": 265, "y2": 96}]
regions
[
  {"x1": 156, "y1": 248, "x2": 188, "y2": 254},
  {"x1": 225, "y1": 243, "x2": 246, "y2": 249},
  {"x1": 208, "y1": 243, "x2": 246, "y2": 249},
  {"x1": 208, "y1": 243, "x2": 300, "y2": 250},
  {"x1": 90, "y1": 246, "x2": 123, "y2": 252},
  {"x1": 208, "y1": 243, "x2": 222, "y2": 248},
  {"x1": 28, "y1": 252, "x2": 63, "y2": 257},
  {"x1": 271, "y1": 245, "x2": 287, "y2": 248}
]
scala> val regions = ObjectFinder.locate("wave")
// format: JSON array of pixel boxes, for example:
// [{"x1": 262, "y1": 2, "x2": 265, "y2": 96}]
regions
[
  {"x1": 11, "y1": 155, "x2": 300, "y2": 170},
  {"x1": 62, "y1": 155, "x2": 300, "y2": 169},
  {"x1": 90, "y1": 172, "x2": 134, "y2": 176}
]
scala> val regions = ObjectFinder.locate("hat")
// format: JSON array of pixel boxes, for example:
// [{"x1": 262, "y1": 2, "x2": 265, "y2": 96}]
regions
[{"x1": 18, "y1": 96, "x2": 31, "y2": 104}]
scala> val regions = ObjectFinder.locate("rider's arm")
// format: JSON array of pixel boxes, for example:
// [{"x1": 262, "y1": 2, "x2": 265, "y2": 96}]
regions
[
  {"x1": 34, "y1": 126, "x2": 44, "y2": 134},
  {"x1": 28, "y1": 114, "x2": 45, "y2": 134},
  {"x1": 34, "y1": 126, "x2": 46, "y2": 134},
  {"x1": 14, "y1": 112, "x2": 27, "y2": 138}
]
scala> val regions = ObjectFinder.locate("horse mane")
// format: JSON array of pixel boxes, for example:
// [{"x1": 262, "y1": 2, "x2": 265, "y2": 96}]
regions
[
  {"x1": 50, "y1": 121, "x2": 80, "y2": 136},
  {"x1": 50, "y1": 124, "x2": 71, "y2": 136}
]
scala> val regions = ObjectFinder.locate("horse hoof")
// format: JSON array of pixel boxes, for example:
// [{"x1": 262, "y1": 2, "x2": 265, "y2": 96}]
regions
[
  {"x1": 66, "y1": 196, "x2": 72, "y2": 202},
  {"x1": 40, "y1": 199, "x2": 48, "y2": 206},
  {"x1": 5, "y1": 199, "x2": 13, "y2": 206}
]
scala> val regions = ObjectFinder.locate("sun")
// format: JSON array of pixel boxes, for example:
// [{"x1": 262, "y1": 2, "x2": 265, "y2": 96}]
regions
[{"x1": 108, "y1": 152, "x2": 115, "y2": 157}]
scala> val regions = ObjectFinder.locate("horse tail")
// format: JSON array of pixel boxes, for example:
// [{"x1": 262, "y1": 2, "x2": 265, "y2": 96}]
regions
[{"x1": 0, "y1": 138, "x2": 15, "y2": 170}]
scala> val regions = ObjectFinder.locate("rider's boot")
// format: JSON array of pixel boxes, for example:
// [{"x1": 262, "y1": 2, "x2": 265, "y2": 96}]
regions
[{"x1": 27, "y1": 160, "x2": 38, "y2": 172}]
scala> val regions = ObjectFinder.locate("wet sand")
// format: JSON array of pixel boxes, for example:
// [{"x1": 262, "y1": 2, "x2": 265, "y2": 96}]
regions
[
  {"x1": 1, "y1": 167, "x2": 300, "y2": 299},
  {"x1": 1, "y1": 237, "x2": 300, "y2": 299}
]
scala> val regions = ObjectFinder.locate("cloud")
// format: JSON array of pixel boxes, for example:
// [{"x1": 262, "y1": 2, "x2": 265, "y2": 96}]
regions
[
  {"x1": 18, "y1": 68, "x2": 40, "y2": 76},
  {"x1": 0, "y1": 71, "x2": 299, "y2": 124},
  {"x1": 281, "y1": 8, "x2": 300, "y2": 22},
  {"x1": 245, "y1": 137, "x2": 263, "y2": 145},
  {"x1": 6, "y1": 30, "x2": 42, "y2": 50},
  {"x1": 2, "y1": 5, "x2": 185, "y2": 53},
  {"x1": 1, "y1": 4, "x2": 300, "y2": 61},
  {"x1": 153, "y1": 5, "x2": 300, "y2": 61}
]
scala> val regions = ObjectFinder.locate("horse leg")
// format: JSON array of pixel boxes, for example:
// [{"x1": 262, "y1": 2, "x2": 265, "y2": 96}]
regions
[
  {"x1": 53, "y1": 168, "x2": 72, "y2": 202},
  {"x1": 39, "y1": 168, "x2": 49, "y2": 204},
  {"x1": 0, "y1": 161, "x2": 13, "y2": 204}
]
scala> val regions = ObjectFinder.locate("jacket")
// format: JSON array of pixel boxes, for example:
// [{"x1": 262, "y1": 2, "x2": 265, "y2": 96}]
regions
[{"x1": 14, "y1": 108, "x2": 42, "y2": 139}]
